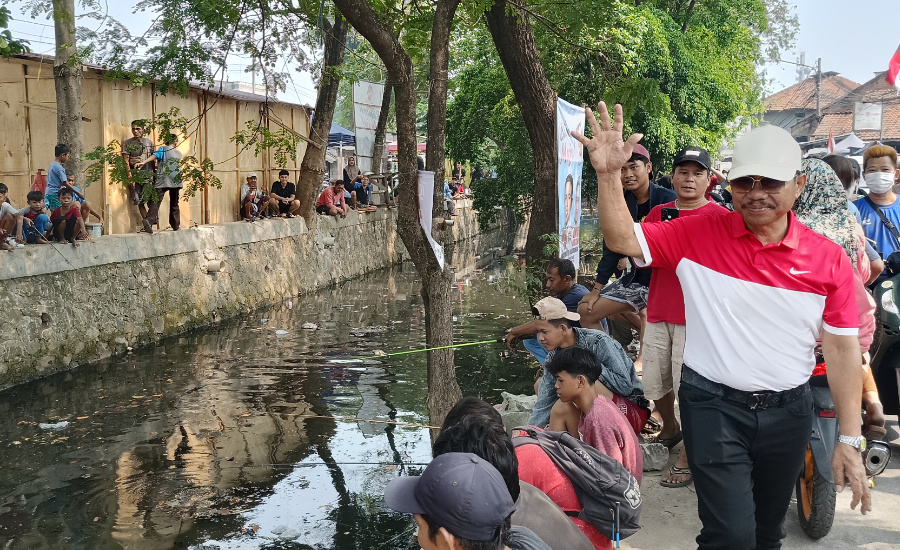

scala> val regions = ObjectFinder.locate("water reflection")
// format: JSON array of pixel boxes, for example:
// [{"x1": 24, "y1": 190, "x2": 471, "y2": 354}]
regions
[{"x1": 0, "y1": 228, "x2": 538, "y2": 550}]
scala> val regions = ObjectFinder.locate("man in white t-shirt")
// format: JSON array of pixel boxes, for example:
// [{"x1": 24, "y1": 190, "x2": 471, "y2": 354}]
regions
[{"x1": 573, "y1": 103, "x2": 870, "y2": 550}]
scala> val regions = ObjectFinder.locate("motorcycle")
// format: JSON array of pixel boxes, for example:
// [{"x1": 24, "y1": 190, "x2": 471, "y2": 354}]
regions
[
  {"x1": 870, "y1": 256, "x2": 900, "y2": 419},
  {"x1": 795, "y1": 360, "x2": 893, "y2": 539}
]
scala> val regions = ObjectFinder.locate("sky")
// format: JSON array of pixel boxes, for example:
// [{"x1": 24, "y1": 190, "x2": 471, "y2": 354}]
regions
[
  {"x1": 765, "y1": 0, "x2": 898, "y2": 93},
  {"x1": 4, "y1": 0, "x2": 899, "y2": 104}
]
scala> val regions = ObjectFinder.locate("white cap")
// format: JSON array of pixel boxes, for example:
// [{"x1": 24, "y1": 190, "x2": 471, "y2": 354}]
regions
[
  {"x1": 532, "y1": 297, "x2": 580, "y2": 322},
  {"x1": 247, "y1": 172, "x2": 258, "y2": 178},
  {"x1": 729, "y1": 125, "x2": 801, "y2": 182}
]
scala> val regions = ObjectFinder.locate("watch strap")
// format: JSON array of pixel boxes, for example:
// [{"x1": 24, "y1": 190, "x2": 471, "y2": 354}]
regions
[{"x1": 838, "y1": 434, "x2": 866, "y2": 451}]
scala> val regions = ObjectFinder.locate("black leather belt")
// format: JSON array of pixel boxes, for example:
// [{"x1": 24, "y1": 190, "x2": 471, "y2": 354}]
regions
[{"x1": 681, "y1": 366, "x2": 809, "y2": 411}]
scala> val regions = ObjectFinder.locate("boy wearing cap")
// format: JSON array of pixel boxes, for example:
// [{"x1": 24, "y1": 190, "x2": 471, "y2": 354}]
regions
[
  {"x1": 578, "y1": 144, "x2": 676, "y2": 371},
  {"x1": 575, "y1": 103, "x2": 868, "y2": 549},
  {"x1": 527, "y1": 297, "x2": 648, "y2": 432},
  {"x1": 384, "y1": 452, "x2": 551, "y2": 550},
  {"x1": 240, "y1": 172, "x2": 275, "y2": 221},
  {"x1": 641, "y1": 147, "x2": 729, "y2": 488}
]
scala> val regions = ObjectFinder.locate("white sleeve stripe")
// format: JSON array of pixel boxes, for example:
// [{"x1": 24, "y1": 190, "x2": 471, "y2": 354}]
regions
[
  {"x1": 633, "y1": 223, "x2": 652, "y2": 267},
  {"x1": 822, "y1": 322, "x2": 859, "y2": 336}
]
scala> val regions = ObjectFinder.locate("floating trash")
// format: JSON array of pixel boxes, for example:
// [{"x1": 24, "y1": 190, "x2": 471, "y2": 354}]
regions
[
  {"x1": 275, "y1": 330, "x2": 290, "y2": 337},
  {"x1": 301, "y1": 322, "x2": 319, "y2": 330},
  {"x1": 38, "y1": 421, "x2": 70, "y2": 431}
]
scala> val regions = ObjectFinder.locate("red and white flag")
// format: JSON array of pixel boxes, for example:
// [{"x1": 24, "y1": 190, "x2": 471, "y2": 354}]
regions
[
  {"x1": 887, "y1": 44, "x2": 900, "y2": 89},
  {"x1": 827, "y1": 131, "x2": 835, "y2": 153}
]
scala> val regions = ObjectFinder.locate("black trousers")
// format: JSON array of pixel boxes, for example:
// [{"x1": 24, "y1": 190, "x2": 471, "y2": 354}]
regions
[
  {"x1": 679, "y1": 371, "x2": 814, "y2": 550},
  {"x1": 146, "y1": 187, "x2": 181, "y2": 230}
]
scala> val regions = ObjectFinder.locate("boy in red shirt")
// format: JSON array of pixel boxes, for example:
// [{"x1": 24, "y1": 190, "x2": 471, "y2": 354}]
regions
[{"x1": 51, "y1": 187, "x2": 89, "y2": 247}]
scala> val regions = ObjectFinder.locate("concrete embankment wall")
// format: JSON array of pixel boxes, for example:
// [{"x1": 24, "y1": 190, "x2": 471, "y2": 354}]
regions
[{"x1": 0, "y1": 202, "x2": 506, "y2": 389}]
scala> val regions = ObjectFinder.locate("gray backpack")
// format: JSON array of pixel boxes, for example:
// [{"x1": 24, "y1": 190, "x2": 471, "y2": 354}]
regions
[{"x1": 512, "y1": 426, "x2": 642, "y2": 540}]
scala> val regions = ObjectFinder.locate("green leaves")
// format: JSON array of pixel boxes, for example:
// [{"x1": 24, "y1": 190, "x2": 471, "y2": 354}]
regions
[{"x1": 0, "y1": 8, "x2": 30, "y2": 58}]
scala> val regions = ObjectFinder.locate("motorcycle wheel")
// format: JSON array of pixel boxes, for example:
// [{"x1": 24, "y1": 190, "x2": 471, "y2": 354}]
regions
[{"x1": 796, "y1": 444, "x2": 836, "y2": 539}]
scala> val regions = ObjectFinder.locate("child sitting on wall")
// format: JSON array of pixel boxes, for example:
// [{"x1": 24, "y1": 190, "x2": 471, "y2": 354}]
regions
[
  {"x1": 66, "y1": 170, "x2": 103, "y2": 223},
  {"x1": 50, "y1": 187, "x2": 90, "y2": 247},
  {"x1": 0, "y1": 182, "x2": 24, "y2": 251},
  {"x1": 545, "y1": 345, "x2": 643, "y2": 482},
  {"x1": 20, "y1": 190, "x2": 50, "y2": 244}
]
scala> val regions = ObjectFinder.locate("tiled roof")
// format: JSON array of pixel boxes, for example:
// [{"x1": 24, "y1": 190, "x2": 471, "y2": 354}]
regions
[
  {"x1": 764, "y1": 72, "x2": 859, "y2": 111},
  {"x1": 792, "y1": 72, "x2": 900, "y2": 140}
]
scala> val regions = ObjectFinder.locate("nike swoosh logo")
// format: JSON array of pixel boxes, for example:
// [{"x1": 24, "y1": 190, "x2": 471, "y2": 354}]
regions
[{"x1": 790, "y1": 268, "x2": 811, "y2": 275}]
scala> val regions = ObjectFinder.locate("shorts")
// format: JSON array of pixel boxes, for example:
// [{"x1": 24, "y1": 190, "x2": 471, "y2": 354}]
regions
[
  {"x1": 46, "y1": 194, "x2": 62, "y2": 210},
  {"x1": 316, "y1": 204, "x2": 332, "y2": 214},
  {"x1": 612, "y1": 394, "x2": 651, "y2": 435},
  {"x1": 600, "y1": 278, "x2": 649, "y2": 313},
  {"x1": 277, "y1": 201, "x2": 292, "y2": 214},
  {"x1": 642, "y1": 321, "x2": 686, "y2": 401}
]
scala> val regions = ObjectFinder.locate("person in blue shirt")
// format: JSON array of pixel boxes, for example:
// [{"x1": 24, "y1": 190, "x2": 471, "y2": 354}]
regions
[
  {"x1": 854, "y1": 145, "x2": 900, "y2": 270},
  {"x1": 443, "y1": 180, "x2": 457, "y2": 216},
  {"x1": 46, "y1": 144, "x2": 70, "y2": 209}
]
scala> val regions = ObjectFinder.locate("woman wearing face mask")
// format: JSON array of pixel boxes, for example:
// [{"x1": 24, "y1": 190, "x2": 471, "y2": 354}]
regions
[
  {"x1": 823, "y1": 154, "x2": 884, "y2": 284},
  {"x1": 853, "y1": 146, "x2": 900, "y2": 274}
]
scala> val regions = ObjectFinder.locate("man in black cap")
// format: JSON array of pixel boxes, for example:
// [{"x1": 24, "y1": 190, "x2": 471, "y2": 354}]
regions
[{"x1": 384, "y1": 452, "x2": 550, "y2": 550}]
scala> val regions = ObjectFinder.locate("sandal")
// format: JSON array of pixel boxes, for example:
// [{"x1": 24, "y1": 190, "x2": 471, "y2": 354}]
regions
[
  {"x1": 660, "y1": 465, "x2": 693, "y2": 488},
  {"x1": 652, "y1": 431, "x2": 683, "y2": 450},
  {"x1": 642, "y1": 417, "x2": 662, "y2": 435}
]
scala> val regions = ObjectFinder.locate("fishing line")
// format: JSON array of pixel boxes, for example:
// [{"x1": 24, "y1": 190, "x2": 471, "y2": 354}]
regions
[{"x1": 331, "y1": 338, "x2": 503, "y2": 362}]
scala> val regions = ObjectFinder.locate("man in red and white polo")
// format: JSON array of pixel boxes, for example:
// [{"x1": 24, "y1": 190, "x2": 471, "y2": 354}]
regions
[{"x1": 573, "y1": 103, "x2": 870, "y2": 550}]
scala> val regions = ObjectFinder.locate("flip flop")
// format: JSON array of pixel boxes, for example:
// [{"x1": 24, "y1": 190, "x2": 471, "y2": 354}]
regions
[
  {"x1": 652, "y1": 431, "x2": 683, "y2": 450},
  {"x1": 642, "y1": 417, "x2": 662, "y2": 435},
  {"x1": 660, "y1": 465, "x2": 693, "y2": 488}
]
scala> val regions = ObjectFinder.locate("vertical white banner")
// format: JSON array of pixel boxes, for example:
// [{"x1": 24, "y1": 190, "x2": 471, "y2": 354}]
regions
[
  {"x1": 557, "y1": 98, "x2": 585, "y2": 268},
  {"x1": 353, "y1": 81, "x2": 385, "y2": 172},
  {"x1": 417, "y1": 170, "x2": 445, "y2": 269}
]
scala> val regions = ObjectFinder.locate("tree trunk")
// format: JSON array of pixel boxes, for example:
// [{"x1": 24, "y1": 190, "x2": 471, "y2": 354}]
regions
[
  {"x1": 425, "y1": 0, "x2": 460, "y2": 212},
  {"x1": 52, "y1": 0, "x2": 84, "y2": 178},
  {"x1": 681, "y1": 0, "x2": 698, "y2": 33},
  {"x1": 297, "y1": 12, "x2": 348, "y2": 228},
  {"x1": 371, "y1": 78, "x2": 392, "y2": 174},
  {"x1": 484, "y1": 0, "x2": 557, "y2": 265},
  {"x1": 333, "y1": 0, "x2": 462, "y2": 429}
]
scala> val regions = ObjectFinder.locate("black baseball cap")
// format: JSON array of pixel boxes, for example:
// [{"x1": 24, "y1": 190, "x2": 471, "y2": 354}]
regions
[
  {"x1": 673, "y1": 146, "x2": 712, "y2": 171},
  {"x1": 384, "y1": 452, "x2": 516, "y2": 541}
]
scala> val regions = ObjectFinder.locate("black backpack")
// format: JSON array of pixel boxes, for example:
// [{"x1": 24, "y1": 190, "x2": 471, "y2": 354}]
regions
[{"x1": 512, "y1": 426, "x2": 642, "y2": 540}]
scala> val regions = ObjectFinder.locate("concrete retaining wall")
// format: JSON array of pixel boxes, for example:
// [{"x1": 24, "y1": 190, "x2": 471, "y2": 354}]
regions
[{"x1": 0, "y1": 202, "x2": 505, "y2": 389}]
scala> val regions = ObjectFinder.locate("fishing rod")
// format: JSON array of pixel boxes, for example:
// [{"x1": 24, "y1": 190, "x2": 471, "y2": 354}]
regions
[{"x1": 333, "y1": 338, "x2": 504, "y2": 362}]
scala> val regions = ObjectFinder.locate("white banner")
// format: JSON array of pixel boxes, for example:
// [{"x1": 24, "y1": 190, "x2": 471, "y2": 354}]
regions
[
  {"x1": 417, "y1": 170, "x2": 445, "y2": 270},
  {"x1": 353, "y1": 103, "x2": 381, "y2": 130},
  {"x1": 557, "y1": 98, "x2": 585, "y2": 269},
  {"x1": 353, "y1": 81, "x2": 385, "y2": 171}
]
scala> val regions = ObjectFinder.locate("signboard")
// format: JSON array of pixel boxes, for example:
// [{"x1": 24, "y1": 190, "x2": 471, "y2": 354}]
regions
[
  {"x1": 853, "y1": 102, "x2": 883, "y2": 131},
  {"x1": 355, "y1": 129, "x2": 376, "y2": 172},
  {"x1": 557, "y1": 98, "x2": 585, "y2": 268}
]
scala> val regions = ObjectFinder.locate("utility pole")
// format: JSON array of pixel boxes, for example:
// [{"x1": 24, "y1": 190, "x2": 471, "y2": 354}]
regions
[{"x1": 816, "y1": 57, "x2": 822, "y2": 118}]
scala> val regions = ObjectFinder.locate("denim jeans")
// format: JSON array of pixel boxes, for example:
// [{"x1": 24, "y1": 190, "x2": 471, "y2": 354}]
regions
[
  {"x1": 680, "y1": 371, "x2": 813, "y2": 550},
  {"x1": 23, "y1": 214, "x2": 50, "y2": 243}
]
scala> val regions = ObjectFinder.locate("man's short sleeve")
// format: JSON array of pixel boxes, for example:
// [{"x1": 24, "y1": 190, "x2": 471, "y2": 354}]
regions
[
  {"x1": 633, "y1": 217, "x2": 694, "y2": 270},
  {"x1": 823, "y1": 252, "x2": 861, "y2": 336}
]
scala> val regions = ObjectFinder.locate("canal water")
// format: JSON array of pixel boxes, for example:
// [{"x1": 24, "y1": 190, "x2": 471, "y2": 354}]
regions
[{"x1": 0, "y1": 239, "x2": 542, "y2": 549}]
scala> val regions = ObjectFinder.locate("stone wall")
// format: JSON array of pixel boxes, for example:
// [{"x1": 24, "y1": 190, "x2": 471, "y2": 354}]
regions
[{"x1": 0, "y1": 202, "x2": 507, "y2": 389}]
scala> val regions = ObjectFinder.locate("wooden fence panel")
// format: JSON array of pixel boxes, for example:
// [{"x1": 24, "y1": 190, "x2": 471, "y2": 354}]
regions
[{"x1": 0, "y1": 62, "x2": 30, "y2": 207}]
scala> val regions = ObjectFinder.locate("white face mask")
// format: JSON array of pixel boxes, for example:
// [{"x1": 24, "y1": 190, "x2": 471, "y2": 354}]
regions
[{"x1": 864, "y1": 171, "x2": 896, "y2": 194}]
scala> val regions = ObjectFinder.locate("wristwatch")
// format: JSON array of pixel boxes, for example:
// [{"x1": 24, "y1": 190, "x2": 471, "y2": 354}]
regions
[{"x1": 838, "y1": 435, "x2": 866, "y2": 452}]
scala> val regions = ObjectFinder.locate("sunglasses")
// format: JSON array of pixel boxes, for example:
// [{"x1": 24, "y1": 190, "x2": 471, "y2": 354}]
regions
[{"x1": 729, "y1": 173, "x2": 798, "y2": 193}]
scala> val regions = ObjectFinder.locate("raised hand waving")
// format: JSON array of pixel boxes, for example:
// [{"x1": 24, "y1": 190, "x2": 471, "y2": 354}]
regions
[{"x1": 571, "y1": 102, "x2": 644, "y2": 175}]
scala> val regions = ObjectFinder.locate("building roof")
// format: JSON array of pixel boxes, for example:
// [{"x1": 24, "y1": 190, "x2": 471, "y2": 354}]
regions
[
  {"x1": 791, "y1": 71, "x2": 900, "y2": 141},
  {"x1": 11, "y1": 52, "x2": 313, "y2": 111},
  {"x1": 764, "y1": 72, "x2": 859, "y2": 112}
]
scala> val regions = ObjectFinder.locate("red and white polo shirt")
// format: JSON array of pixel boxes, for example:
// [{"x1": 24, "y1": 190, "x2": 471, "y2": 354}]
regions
[{"x1": 634, "y1": 211, "x2": 858, "y2": 392}]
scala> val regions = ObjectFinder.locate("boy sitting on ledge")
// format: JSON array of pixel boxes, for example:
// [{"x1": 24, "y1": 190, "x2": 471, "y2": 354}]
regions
[
  {"x1": 545, "y1": 345, "x2": 643, "y2": 482},
  {"x1": 20, "y1": 190, "x2": 50, "y2": 244},
  {"x1": 51, "y1": 187, "x2": 90, "y2": 247}
]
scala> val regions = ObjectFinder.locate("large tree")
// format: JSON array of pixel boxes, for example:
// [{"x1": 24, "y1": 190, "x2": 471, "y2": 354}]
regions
[
  {"x1": 52, "y1": 0, "x2": 84, "y2": 178},
  {"x1": 332, "y1": 0, "x2": 464, "y2": 427}
]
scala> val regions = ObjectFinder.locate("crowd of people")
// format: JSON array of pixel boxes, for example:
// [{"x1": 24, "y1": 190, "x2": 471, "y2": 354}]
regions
[{"x1": 391, "y1": 107, "x2": 891, "y2": 549}]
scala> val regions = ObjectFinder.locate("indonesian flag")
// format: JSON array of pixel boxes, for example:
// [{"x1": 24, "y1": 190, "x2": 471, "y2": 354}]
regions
[
  {"x1": 827, "y1": 131, "x2": 835, "y2": 154},
  {"x1": 887, "y1": 44, "x2": 900, "y2": 89}
]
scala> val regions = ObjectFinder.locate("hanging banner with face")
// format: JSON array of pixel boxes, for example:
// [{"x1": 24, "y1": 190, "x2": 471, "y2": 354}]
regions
[{"x1": 557, "y1": 98, "x2": 585, "y2": 268}]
